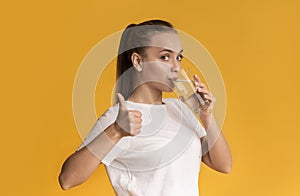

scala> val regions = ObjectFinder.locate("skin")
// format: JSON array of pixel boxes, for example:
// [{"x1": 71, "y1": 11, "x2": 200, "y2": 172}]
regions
[
  {"x1": 194, "y1": 75, "x2": 232, "y2": 173},
  {"x1": 130, "y1": 32, "x2": 232, "y2": 173},
  {"x1": 129, "y1": 32, "x2": 183, "y2": 104},
  {"x1": 58, "y1": 31, "x2": 232, "y2": 190}
]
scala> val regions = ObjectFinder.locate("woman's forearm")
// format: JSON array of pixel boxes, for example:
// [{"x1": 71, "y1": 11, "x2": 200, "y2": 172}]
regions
[
  {"x1": 58, "y1": 123, "x2": 122, "y2": 190},
  {"x1": 201, "y1": 115, "x2": 232, "y2": 173}
]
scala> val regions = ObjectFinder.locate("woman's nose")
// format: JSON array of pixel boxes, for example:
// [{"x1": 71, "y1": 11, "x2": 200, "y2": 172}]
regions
[{"x1": 171, "y1": 59, "x2": 181, "y2": 73}]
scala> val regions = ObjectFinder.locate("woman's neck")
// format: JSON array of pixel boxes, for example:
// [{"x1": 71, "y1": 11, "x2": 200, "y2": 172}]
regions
[{"x1": 128, "y1": 85, "x2": 164, "y2": 105}]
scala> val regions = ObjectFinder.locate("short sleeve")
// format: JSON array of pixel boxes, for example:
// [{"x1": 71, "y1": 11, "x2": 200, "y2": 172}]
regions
[
  {"x1": 76, "y1": 107, "x2": 118, "y2": 151},
  {"x1": 179, "y1": 99, "x2": 207, "y2": 139},
  {"x1": 76, "y1": 106, "x2": 127, "y2": 165}
]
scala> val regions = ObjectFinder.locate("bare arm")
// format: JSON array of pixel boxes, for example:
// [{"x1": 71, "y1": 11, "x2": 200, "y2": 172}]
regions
[
  {"x1": 58, "y1": 123, "x2": 123, "y2": 190},
  {"x1": 58, "y1": 93, "x2": 142, "y2": 190},
  {"x1": 200, "y1": 115, "x2": 232, "y2": 174},
  {"x1": 192, "y1": 74, "x2": 232, "y2": 173}
]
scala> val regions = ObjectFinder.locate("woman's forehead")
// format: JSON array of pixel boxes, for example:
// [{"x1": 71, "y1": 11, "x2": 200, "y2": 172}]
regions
[{"x1": 148, "y1": 32, "x2": 183, "y2": 53}]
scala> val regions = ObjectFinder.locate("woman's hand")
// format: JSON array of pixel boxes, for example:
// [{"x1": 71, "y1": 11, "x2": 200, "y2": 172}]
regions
[
  {"x1": 193, "y1": 74, "x2": 216, "y2": 125},
  {"x1": 115, "y1": 93, "x2": 143, "y2": 137}
]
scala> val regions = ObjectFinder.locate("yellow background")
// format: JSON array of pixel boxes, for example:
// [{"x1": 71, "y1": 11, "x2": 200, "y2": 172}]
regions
[{"x1": 1, "y1": 0, "x2": 299, "y2": 195}]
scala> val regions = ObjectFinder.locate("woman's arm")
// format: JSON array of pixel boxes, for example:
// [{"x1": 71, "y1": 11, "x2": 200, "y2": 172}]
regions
[
  {"x1": 200, "y1": 115, "x2": 232, "y2": 174},
  {"x1": 58, "y1": 93, "x2": 142, "y2": 190},
  {"x1": 58, "y1": 123, "x2": 123, "y2": 190},
  {"x1": 192, "y1": 74, "x2": 232, "y2": 174}
]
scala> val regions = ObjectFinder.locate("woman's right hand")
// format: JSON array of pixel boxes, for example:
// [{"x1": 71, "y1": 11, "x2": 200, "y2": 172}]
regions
[{"x1": 114, "y1": 93, "x2": 142, "y2": 137}]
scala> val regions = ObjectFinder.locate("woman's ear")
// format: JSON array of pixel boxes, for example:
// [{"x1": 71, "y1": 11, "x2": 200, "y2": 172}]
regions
[{"x1": 131, "y1": 52, "x2": 143, "y2": 72}]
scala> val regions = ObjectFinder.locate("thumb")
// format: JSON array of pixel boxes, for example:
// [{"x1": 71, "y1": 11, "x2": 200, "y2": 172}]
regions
[{"x1": 116, "y1": 93, "x2": 127, "y2": 111}]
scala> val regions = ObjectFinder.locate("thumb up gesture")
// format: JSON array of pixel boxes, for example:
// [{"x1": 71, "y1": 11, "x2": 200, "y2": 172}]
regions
[{"x1": 114, "y1": 93, "x2": 143, "y2": 137}]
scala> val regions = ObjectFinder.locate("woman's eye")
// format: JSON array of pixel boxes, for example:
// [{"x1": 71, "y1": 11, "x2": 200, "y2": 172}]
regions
[
  {"x1": 161, "y1": 55, "x2": 169, "y2": 61},
  {"x1": 177, "y1": 54, "x2": 183, "y2": 62}
]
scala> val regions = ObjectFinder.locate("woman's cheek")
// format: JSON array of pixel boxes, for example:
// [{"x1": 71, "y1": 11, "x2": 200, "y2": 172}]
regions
[{"x1": 141, "y1": 61, "x2": 170, "y2": 83}]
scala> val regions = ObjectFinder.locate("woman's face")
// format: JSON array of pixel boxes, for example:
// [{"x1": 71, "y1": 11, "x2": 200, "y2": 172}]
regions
[{"x1": 137, "y1": 32, "x2": 183, "y2": 92}]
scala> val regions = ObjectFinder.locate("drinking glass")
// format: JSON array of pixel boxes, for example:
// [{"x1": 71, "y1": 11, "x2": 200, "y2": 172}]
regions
[{"x1": 173, "y1": 69, "x2": 211, "y2": 114}]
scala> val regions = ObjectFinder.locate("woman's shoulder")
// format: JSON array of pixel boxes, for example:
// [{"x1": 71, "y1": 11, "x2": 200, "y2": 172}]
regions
[{"x1": 97, "y1": 103, "x2": 119, "y2": 119}]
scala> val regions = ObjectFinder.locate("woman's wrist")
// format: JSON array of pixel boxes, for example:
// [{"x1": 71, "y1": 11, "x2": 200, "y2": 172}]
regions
[
  {"x1": 200, "y1": 112, "x2": 213, "y2": 130},
  {"x1": 104, "y1": 122, "x2": 124, "y2": 143}
]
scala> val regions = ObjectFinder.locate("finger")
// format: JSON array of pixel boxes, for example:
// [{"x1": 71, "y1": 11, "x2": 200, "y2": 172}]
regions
[
  {"x1": 133, "y1": 123, "x2": 142, "y2": 130},
  {"x1": 193, "y1": 74, "x2": 201, "y2": 82},
  {"x1": 193, "y1": 75, "x2": 208, "y2": 88},
  {"x1": 129, "y1": 124, "x2": 142, "y2": 136},
  {"x1": 128, "y1": 112, "x2": 142, "y2": 122},
  {"x1": 200, "y1": 91, "x2": 214, "y2": 103},
  {"x1": 128, "y1": 113, "x2": 143, "y2": 125},
  {"x1": 128, "y1": 110, "x2": 142, "y2": 117},
  {"x1": 195, "y1": 82, "x2": 207, "y2": 89},
  {"x1": 131, "y1": 128, "x2": 141, "y2": 136},
  {"x1": 198, "y1": 82, "x2": 206, "y2": 88},
  {"x1": 133, "y1": 117, "x2": 142, "y2": 123},
  {"x1": 135, "y1": 124, "x2": 142, "y2": 132},
  {"x1": 203, "y1": 93, "x2": 212, "y2": 101},
  {"x1": 196, "y1": 88, "x2": 210, "y2": 94},
  {"x1": 194, "y1": 81, "x2": 207, "y2": 89},
  {"x1": 196, "y1": 88, "x2": 213, "y2": 101},
  {"x1": 116, "y1": 93, "x2": 127, "y2": 111}
]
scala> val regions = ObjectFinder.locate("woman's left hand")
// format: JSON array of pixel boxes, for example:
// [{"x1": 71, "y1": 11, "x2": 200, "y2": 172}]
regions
[{"x1": 193, "y1": 74, "x2": 216, "y2": 123}]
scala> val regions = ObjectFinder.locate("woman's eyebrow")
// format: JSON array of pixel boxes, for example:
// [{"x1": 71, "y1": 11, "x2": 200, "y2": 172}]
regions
[{"x1": 159, "y1": 49, "x2": 184, "y2": 54}]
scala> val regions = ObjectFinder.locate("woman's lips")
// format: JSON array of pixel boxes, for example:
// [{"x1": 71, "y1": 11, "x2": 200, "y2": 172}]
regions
[{"x1": 168, "y1": 79, "x2": 176, "y2": 88}]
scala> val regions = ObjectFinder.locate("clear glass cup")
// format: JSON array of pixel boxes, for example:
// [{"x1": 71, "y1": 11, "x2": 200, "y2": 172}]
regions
[{"x1": 173, "y1": 69, "x2": 211, "y2": 114}]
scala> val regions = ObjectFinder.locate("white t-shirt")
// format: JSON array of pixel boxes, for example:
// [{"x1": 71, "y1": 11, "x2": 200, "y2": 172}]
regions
[{"x1": 77, "y1": 98, "x2": 206, "y2": 196}]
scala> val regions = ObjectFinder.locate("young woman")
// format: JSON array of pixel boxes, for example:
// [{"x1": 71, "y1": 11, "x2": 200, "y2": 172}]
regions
[{"x1": 59, "y1": 19, "x2": 232, "y2": 195}]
